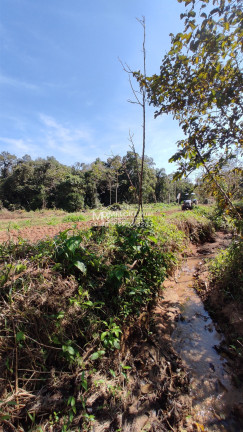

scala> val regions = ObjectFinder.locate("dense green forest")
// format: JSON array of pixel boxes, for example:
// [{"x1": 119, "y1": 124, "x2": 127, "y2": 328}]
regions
[
  {"x1": 0, "y1": 151, "x2": 196, "y2": 212},
  {"x1": 1, "y1": 150, "x2": 242, "y2": 214}
]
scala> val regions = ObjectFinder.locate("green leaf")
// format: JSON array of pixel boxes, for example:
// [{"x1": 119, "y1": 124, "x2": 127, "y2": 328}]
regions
[
  {"x1": 68, "y1": 396, "x2": 75, "y2": 407},
  {"x1": 62, "y1": 345, "x2": 75, "y2": 355},
  {"x1": 113, "y1": 340, "x2": 120, "y2": 349},
  {"x1": 90, "y1": 350, "x2": 105, "y2": 360},
  {"x1": 67, "y1": 346, "x2": 75, "y2": 355},
  {"x1": 113, "y1": 266, "x2": 127, "y2": 280},
  {"x1": 16, "y1": 331, "x2": 25, "y2": 342},
  {"x1": 83, "y1": 300, "x2": 93, "y2": 307},
  {"x1": 121, "y1": 364, "x2": 131, "y2": 370},
  {"x1": 1, "y1": 415, "x2": 11, "y2": 420},
  {"x1": 148, "y1": 236, "x2": 158, "y2": 244},
  {"x1": 90, "y1": 352, "x2": 99, "y2": 360},
  {"x1": 224, "y1": 21, "x2": 230, "y2": 31},
  {"x1": 65, "y1": 237, "x2": 81, "y2": 253},
  {"x1": 81, "y1": 379, "x2": 88, "y2": 391},
  {"x1": 101, "y1": 332, "x2": 107, "y2": 341},
  {"x1": 74, "y1": 261, "x2": 87, "y2": 275},
  {"x1": 189, "y1": 21, "x2": 196, "y2": 30}
]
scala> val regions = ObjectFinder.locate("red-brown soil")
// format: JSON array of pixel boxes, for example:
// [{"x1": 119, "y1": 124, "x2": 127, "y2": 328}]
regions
[
  {"x1": 0, "y1": 209, "x2": 180, "y2": 244},
  {"x1": 0, "y1": 220, "x2": 93, "y2": 243}
]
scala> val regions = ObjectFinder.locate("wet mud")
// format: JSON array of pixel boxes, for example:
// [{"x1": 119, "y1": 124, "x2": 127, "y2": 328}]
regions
[{"x1": 161, "y1": 233, "x2": 243, "y2": 431}]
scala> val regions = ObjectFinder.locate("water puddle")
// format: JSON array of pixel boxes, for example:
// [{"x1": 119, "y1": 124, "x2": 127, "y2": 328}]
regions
[{"x1": 162, "y1": 251, "x2": 243, "y2": 431}]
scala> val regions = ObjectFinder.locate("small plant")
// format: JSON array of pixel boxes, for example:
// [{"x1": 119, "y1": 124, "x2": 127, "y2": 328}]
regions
[
  {"x1": 90, "y1": 350, "x2": 106, "y2": 361},
  {"x1": 67, "y1": 395, "x2": 76, "y2": 423},
  {"x1": 120, "y1": 363, "x2": 131, "y2": 381},
  {"x1": 82, "y1": 412, "x2": 95, "y2": 431},
  {"x1": 63, "y1": 213, "x2": 86, "y2": 223},
  {"x1": 100, "y1": 319, "x2": 122, "y2": 350},
  {"x1": 54, "y1": 231, "x2": 87, "y2": 275}
]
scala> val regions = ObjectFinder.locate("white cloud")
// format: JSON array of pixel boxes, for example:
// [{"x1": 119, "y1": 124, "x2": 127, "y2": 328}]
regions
[
  {"x1": 0, "y1": 136, "x2": 29, "y2": 152},
  {"x1": 39, "y1": 113, "x2": 94, "y2": 162},
  {"x1": 40, "y1": 114, "x2": 92, "y2": 142},
  {"x1": 0, "y1": 74, "x2": 39, "y2": 91}
]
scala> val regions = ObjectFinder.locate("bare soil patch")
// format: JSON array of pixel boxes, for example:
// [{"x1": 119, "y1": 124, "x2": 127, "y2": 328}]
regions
[
  {"x1": 0, "y1": 220, "x2": 96, "y2": 243},
  {"x1": 0, "y1": 209, "x2": 181, "y2": 244}
]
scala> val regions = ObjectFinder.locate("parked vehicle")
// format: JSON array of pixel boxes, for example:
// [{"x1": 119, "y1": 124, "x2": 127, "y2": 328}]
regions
[{"x1": 181, "y1": 199, "x2": 193, "y2": 210}]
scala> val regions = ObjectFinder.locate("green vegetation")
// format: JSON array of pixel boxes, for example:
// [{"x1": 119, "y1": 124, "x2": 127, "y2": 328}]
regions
[
  {"x1": 141, "y1": 0, "x2": 242, "y2": 217},
  {"x1": 0, "y1": 151, "x2": 196, "y2": 212},
  {"x1": 62, "y1": 213, "x2": 87, "y2": 223},
  {"x1": 0, "y1": 209, "x2": 66, "y2": 231},
  {"x1": 202, "y1": 237, "x2": 243, "y2": 365},
  {"x1": 0, "y1": 210, "x2": 214, "y2": 431},
  {"x1": 209, "y1": 240, "x2": 243, "y2": 302}
]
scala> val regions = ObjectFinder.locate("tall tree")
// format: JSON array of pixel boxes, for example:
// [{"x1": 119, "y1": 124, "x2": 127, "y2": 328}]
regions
[
  {"x1": 141, "y1": 0, "x2": 242, "y2": 216},
  {"x1": 120, "y1": 151, "x2": 157, "y2": 204},
  {"x1": 106, "y1": 155, "x2": 122, "y2": 204},
  {"x1": 0, "y1": 151, "x2": 17, "y2": 178},
  {"x1": 155, "y1": 168, "x2": 167, "y2": 202}
]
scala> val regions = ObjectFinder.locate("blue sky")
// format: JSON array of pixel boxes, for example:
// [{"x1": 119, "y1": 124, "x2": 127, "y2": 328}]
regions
[{"x1": 0, "y1": 0, "x2": 187, "y2": 173}]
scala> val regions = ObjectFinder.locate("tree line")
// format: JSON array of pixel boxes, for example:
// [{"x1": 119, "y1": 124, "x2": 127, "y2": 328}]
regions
[{"x1": 0, "y1": 151, "x2": 194, "y2": 212}]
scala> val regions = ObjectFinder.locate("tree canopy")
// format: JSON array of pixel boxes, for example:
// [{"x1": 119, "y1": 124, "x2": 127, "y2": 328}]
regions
[
  {"x1": 0, "y1": 151, "x2": 194, "y2": 211},
  {"x1": 139, "y1": 0, "x2": 242, "y2": 212}
]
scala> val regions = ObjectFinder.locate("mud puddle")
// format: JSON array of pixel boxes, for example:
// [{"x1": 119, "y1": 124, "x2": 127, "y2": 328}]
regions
[{"x1": 161, "y1": 234, "x2": 243, "y2": 431}]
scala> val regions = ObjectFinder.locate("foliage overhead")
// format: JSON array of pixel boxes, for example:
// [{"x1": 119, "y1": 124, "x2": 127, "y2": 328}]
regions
[{"x1": 140, "y1": 0, "x2": 242, "y2": 194}]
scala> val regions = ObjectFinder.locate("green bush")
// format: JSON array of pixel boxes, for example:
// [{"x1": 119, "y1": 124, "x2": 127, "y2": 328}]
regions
[
  {"x1": 209, "y1": 239, "x2": 243, "y2": 301},
  {"x1": 62, "y1": 213, "x2": 86, "y2": 223}
]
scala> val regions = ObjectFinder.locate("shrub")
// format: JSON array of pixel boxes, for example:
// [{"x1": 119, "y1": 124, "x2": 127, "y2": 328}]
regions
[{"x1": 209, "y1": 239, "x2": 243, "y2": 301}]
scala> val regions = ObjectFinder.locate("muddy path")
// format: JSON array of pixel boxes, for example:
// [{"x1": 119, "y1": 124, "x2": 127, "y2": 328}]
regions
[{"x1": 159, "y1": 232, "x2": 243, "y2": 431}]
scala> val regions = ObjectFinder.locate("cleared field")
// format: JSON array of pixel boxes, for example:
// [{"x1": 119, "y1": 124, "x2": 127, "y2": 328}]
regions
[{"x1": 0, "y1": 204, "x2": 183, "y2": 243}]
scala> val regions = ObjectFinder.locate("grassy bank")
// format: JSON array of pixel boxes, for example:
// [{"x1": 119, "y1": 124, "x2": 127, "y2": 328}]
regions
[
  {"x1": 201, "y1": 238, "x2": 243, "y2": 370},
  {"x1": 0, "y1": 210, "x2": 215, "y2": 431}
]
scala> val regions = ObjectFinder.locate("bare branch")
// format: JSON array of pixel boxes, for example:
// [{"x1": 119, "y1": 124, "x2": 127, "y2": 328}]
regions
[
  {"x1": 118, "y1": 57, "x2": 133, "y2": 74},
  {"x1": 120, "y1": 16, "x2": 147, "y2": 224},
  {"x1": 128, "y1": 75, "x2": 142, "y2": 106}
]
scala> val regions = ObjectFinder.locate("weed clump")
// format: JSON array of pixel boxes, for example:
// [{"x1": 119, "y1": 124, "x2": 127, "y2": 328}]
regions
[
  {"x1": 209, "y1": 239, "x2": 243, "y2": 302},
  {"x1": 62, "y1": 213, "x2": 86, "y2": 223}
]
